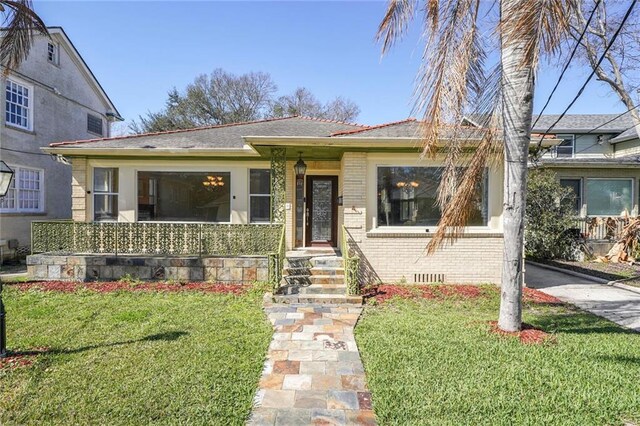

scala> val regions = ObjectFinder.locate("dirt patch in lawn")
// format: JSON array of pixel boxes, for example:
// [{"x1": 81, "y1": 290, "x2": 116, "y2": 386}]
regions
[
  {"x1": 488, "y1": 321, "x2": 556, "y2": 345},
  {"x1": 12, "y1": 281, "x2": 248, "y2": 295},
  {"x1": 0, "y1": 347, "x2": 49, "y2": 371}
]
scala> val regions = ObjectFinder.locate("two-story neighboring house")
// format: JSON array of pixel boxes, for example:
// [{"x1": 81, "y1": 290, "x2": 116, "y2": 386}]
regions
[{"x1": 0, "y1": 27, "x2": 121, "y2": 258}]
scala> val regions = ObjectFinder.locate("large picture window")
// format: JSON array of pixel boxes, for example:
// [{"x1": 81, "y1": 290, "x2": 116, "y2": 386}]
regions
[
  {"x1": 585, "y1": 178, "x2": 632, "y2": 216},
  {"x1": 377, "y1": 166, "x2": 487, "y2": 227},
  {"x1": 249, "y1": 169, "x2": 271, "y2": 223},
  {"x1": 137, "y1": 171, "x2": 231, "y2": 222},
  {"x1": 0, "y1": 165, "x2": 43, "y2": 213},
  {"x1": 94, "y1": 168, "x2": 118, "y2": 221},
  {"x1": 560, "y1": 178, "x2": 582, "y2": 213}
]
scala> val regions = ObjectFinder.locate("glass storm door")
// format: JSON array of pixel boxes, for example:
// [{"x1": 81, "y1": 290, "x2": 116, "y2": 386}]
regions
[{"x1": 305, "y1": 176, "x2": 338, "y2": 247}]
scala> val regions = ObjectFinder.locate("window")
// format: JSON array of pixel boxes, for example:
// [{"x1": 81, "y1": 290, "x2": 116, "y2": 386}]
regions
[
  {"x1": 560, "y1": 178, "x2": 582, "y2": 213},
  {"x1": 377, "y1": 166, "x2": 488, "y2": 227},
  {"x1": 554, "y1": 134, "x2": 575, "y2": 158},
  {"x1": 87, "y1": 113, "x2": 103, "y2": 135},
  {"x1": 47, "y1": 42, "x2": 59, "y2": 65},
  {"x1": 0, "y1": 166, "x2": 43, "y2": 213},
  {"x1": 585, "y1": 178, "x2": 633, "y2": 216},
  {"x1": 249, "y1": 169, "x2": 271, "y2": 223},
  {"x1": 5, "y1": 79, "x2": 32, "y2": 130},
  {"x1": 93, "y1": 168, "x2": 118, "y2": 221},
  {"x1": 137, "y1": 171, "x2": 231, "y2": 222}
]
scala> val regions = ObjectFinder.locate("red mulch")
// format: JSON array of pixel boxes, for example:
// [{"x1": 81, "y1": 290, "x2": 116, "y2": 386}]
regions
[
  {"x1": 0, "y1": 347, "x2": 49, "y2": 371},
  {"x1": 12, "y1": 281, "x2": 247, "y2": 295},
  {"x1": 365, "y1": 284, "x2": 491, "y2": 304},
  {"x1": 523, "y1": 287, "x2": 563, "y2": 304},
  {"x1": 488, "y1": 321, "x2": 555, "y2": 345}
]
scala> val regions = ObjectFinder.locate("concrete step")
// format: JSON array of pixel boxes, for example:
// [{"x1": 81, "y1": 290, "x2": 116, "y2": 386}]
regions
[
  {"x1": 273, "y1": 293, "x2": 363, "y2": 305},
  {"x1": 283, "y1": 275, "x2": 312, "y2": 286},
  {"x1": 279, "y1": 284, "x2": 347, "y2": 295},
  {"x1": 309, "y1": 257, "x2": 344, "y2": 268},
  {"x1": 309, "y1": 274, "x2": 345, "y2": 285},
  {"x1": 309, "y1": 267, "x2": 344, "y2": 276}
]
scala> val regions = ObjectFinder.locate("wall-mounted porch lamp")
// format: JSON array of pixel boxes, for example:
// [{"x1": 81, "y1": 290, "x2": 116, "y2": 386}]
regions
[
  {"x1": 0, "y1": 160, "x2": 14, "y2": 358},
  {"x1": 294, "y1": 152, "x2": 307, "y2": 177}
]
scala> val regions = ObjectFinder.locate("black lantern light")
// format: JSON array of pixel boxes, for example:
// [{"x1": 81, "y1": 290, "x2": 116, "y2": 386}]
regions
[
  {"x1": 294, "y1": 152, "x2": 307, "y2": 177},
  {"x1": 0, "y1": 160, "x2": 14, "y2": 197}
]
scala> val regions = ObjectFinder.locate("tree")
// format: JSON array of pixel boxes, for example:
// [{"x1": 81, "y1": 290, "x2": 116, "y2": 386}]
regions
[
  {"x1": 378, "y1": 0, "x2": 574, "y2": 331},
  {"x1": 569, "y1": 0, "x2": 640, "y2": 137},
  {"x1": 525, "y1": 169, "x2": 578, "y2": 260},
  {"x1": 270, "y1": 87, "x2": 360, "y2": 122},
  {"x1": 0, "y1": 0, "x2": 48, "y2": 70},
  {"x1": 131, "y1": 71, "x2": 360, "y2": 133}
]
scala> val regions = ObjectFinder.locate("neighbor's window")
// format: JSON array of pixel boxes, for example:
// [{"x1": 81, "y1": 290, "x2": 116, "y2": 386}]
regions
[
  {"x1": 249, "y1": 169, "x2": 271, "y2": 223},
  {"x1": 5, "y1": 79, "x2": 32, "y2": 130},
  {"x1": 47, "y1": 42, "x2": 59, "y2": 65},
  {"x1": 377, "y1": 166, "x2": 488, "y2": 227},
  {"x1": 93, "y1": 168, "x2": 118, "y2": 221},
  {"x1": 137, "y1": 171, "x2": 231, "y2": 222},
  {"x1": 0, "y1": 166, "x2": 43, "y2": 213},
  {"x1": 554, "y1": 134, "x2": 575, "y2": 158},
  {"x1": 87, "y1": 113, "x2": 103, "y2": 135},
  {"x1": 560, "y1": 178, "x2": 582, "y2": 213},
  {"x1": 585, "y1": 178, "x2": 632, "y2": 216}
]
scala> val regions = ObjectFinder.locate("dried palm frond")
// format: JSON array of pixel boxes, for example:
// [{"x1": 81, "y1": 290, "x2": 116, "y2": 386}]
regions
[{"x1": 0, "y1": 0, "x2": 48, "y2": 71}]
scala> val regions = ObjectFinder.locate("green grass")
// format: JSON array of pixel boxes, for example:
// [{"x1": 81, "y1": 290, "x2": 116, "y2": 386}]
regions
[
  {"x1": 0, "y1": 286, "x2": 272, "y2": 425},
  {"x1": 356, "y1": 295, "x2": 640, "y2": 425}
]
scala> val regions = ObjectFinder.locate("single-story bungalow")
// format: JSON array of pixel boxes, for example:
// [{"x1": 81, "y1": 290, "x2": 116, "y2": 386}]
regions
[{"x1": 31, "y1": 116, "x2": 556, "y2": 297}]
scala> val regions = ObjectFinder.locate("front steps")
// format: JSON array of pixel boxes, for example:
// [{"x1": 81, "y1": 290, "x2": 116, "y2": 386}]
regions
[{"x1": 273, "y1": 249, "x2": 362, "y2": 305}]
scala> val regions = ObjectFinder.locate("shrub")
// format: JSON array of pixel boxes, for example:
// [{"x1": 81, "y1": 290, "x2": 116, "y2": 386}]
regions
[{"x1": 525, "y1": 169, "x2": 578, "y2": 260}]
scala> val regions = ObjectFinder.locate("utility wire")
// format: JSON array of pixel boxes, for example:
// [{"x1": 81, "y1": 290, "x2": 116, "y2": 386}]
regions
[
  {"x1": 1, "y1": 146, "x2": 53, "y2": 157},
  {"x1": 573, "y1": 122, "x2": 639, "y2": 155},
  {"x1": 535, "y1": 0, "x2": 638, "y2": 148},
  {"x1": 531, "y1": 0, "x2": 601, "y2": 130}
]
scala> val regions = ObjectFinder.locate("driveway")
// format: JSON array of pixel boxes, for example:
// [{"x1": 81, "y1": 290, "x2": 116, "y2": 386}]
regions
[{"x1": 525, "y1": 262, "x2": 640, "y2": 332}]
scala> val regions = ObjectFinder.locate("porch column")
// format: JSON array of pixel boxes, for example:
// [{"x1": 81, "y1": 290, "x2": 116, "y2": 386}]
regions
[
  {"x1": 71, "y1": 157, "x2": 88, "y2": 222},
  {"x1": 270, "y1": 147, "x2": 287, "y2": 224}
]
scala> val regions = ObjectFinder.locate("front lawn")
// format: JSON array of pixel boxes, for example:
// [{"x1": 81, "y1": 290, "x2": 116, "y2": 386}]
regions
[
  {"x1": 356, "y1": 286, "x2": 640, "y2": 425},
  {"x1": 0, "y1": 283, "x2": 272, "y2": 425}
]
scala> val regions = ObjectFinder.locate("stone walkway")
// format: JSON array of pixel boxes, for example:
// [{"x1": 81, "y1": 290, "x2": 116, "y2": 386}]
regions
[{"x1": 248, "y1": 303, "x2": 376, "y2": 425}]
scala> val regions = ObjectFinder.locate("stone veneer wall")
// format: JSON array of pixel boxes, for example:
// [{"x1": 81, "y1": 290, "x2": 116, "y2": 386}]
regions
[
  {"x1": 27, "y1": 254, "x2": 269, "y2": 283},
  {"x1": 341, "y1": 151, "x2": 503, "y2": 285}
]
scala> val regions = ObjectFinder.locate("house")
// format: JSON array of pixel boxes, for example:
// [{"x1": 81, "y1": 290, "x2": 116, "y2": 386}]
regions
[
  {"x1": 532, "y1": 114, "x2": 640, "y2": 239},
  {"x1": 30, "y1": 116, "x2": 556, "y2": 297},
  {"x1": 0, "y1": 27, "x2": 121, "y2": 259}
]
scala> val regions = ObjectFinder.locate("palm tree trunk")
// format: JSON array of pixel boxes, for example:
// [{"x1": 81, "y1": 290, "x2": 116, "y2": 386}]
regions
[{"x1": 498, "y1": 0, "x2": 535, "y2": 332}]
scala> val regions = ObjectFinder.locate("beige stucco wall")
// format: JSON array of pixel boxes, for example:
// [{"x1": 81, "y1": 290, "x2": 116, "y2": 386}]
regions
[
  {"x1": 343, "y1": 152, "x2": 504, "y2": 285},
  {"x1": 547, "y1": 166, "x2": 640, "y2": 216}
]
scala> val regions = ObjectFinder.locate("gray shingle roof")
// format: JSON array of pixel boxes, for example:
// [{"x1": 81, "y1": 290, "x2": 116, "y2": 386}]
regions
[
  {"x1": 50, "y1": 116, "x2": 365, "y2": 149},
  {"x1": 531, "y1": 114, "x2": 634, "y2": 133},
  {"x1": 331, "y1": 118, "x2": 488, "y2": 140},
  {"x1": 540, "y1": 154, "x2": 640, "y2": 166},
  {"x1": 609, "y1": 126, "x2": 640, "y2": 143}
]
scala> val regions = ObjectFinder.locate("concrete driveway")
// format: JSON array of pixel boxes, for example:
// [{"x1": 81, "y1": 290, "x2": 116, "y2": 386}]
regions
[{"x1": 525, "y1": 262, "x2": 640, "y2": 332}]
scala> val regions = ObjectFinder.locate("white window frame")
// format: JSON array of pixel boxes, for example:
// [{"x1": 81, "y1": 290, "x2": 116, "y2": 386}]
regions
[
  {"x1": 0, "y1": 165, "x2": 44, "y2": 213},
  {"x1": 584, "y1": 177, "x2": 634, "y2": 217},
  {"x1": 5, "y1": 77, "x2": 33, "y2": 131},
  {"x1": 554, "y1": 134, "x2": 575, "y2": 158},
  {"x1": 249, "y1": 169, "x2": 271, "y2": 224},
  {"x1": 93, "y1": 167, "x2": 119, "y2": 222},
  {"x1": 47, "y1": 42, "x2": 59, "y2": 65}
]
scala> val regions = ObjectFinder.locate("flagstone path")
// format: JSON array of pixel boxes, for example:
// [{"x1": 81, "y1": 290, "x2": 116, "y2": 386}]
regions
[{"x1": 248, "y1": 303, "x2": 376, "y2": 426}]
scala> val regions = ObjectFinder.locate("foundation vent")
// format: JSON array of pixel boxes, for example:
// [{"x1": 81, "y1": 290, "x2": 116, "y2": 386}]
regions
[{"x1": 414, "y1": 273, "x2": 445, "y2": 284}]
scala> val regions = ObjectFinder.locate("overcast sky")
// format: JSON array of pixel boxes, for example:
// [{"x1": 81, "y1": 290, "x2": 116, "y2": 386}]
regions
[{"x1": 36, "y1": 1, "x2": 629, "y2": 128}]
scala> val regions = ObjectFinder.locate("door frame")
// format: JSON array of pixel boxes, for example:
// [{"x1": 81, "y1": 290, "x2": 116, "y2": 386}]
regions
[{"x1": 305, "y1": 175, "x2": 338, "y2": 247}]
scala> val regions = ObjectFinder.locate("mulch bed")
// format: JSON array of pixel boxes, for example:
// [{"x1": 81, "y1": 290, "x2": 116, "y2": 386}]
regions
[
  {"x1": 11, "y1": 281, "x2": 248, "y2": 295},
  {"x1": 0, "y1": 347, "x2": 50, "y2": 371},
  {"x1": 488, "y1": 321, "x2": 556, "y2": 345},
  {"x1": 365, "y1": 284, "x2": 562, "y2": 305}
]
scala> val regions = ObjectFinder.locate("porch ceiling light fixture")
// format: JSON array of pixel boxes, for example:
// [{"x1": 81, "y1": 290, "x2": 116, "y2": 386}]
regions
[
  {"x1": 202, "y1": 175, "x2": 225, "y2": 188},
  {"x1": 294, "y1": 152, "x2": 307, "y2": 177},
  {"x1": 396, "y1": 181, "x2": 419, "y2": 188},
  {"x1": 0, "y1": 160, "x2": 14, "y2": 197}
]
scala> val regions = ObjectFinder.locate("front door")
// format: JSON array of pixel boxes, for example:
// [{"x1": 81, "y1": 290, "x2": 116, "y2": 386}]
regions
[{"x1": 305, "y1": 176, "x2": 338, "y2": 247}]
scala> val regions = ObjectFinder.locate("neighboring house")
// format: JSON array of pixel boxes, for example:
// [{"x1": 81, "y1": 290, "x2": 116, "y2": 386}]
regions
[
  {"x1": 531, "y1": 114, "x2": 640, "y2": 238},
  {"x1": 0, "y1": 27, "x2": 121, "y2": 258},
  {"x1": 38, "y1": 116, "x2": 554, "y2": 289}
]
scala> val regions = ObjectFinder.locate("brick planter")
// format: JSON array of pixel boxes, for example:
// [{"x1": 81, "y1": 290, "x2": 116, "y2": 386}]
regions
[{"x1": 26, "y1": 254, "x2": 269, "y2": 283}]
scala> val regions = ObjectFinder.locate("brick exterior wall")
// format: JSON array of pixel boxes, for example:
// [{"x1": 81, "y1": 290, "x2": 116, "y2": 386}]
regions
[
  {"x1": 71, "y1": 157, "x2": 88, "y2": 222},
  {"x1": 340, "y1": 152, "x2": 503, "y2": 285}
]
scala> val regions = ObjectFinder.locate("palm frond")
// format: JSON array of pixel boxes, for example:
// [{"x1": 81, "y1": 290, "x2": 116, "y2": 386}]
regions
[
  {"x1": 377, "y1": 0, "x2": 420, "y2": 54},
  {"x1": 0, "y1": 0, "x2": 48, "y2": 71}
]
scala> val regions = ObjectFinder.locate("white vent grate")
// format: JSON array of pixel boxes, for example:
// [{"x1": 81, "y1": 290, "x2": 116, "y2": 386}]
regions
[{"x1": 414, "y1": 273, "x2": 445, "y2": 284}]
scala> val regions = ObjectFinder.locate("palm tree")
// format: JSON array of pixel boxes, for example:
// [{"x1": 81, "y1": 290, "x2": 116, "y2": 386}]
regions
[
  {"x1": 0, "y1": 0, "x2": 48, "y2": 70},
  {"x1": 378, "y1": 0, "x2": 574, "y2": 331}
]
